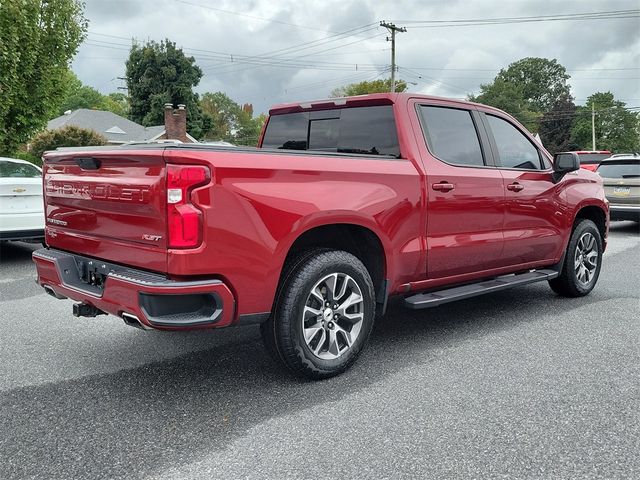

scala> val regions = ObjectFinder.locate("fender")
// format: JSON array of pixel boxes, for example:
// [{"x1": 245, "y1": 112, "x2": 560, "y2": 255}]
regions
[{"x1": 273, "y1": 210, "x2": 396, "y2": 286}]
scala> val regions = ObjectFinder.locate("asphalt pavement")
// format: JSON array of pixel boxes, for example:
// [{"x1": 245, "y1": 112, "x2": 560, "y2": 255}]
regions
[{"x1": 0, "y1": 222, "x2": 638, "y2": 479}]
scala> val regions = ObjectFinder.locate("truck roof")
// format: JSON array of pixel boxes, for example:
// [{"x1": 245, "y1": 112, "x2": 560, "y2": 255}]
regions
[{"x1": 269, "y1": 92, "x2": 488, "y2": 115}]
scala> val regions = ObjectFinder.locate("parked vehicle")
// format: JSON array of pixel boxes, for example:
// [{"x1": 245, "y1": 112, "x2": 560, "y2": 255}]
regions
[
  {"x1": 568, "y1": 150, "x2": 612, "y2": 171},
  {"x1": 596, "y1": 154, "x2": 640, "y2": 221},
  {"x1": 33, "y1": 93, "x2": 609, "y2": 379},
  {"x1": 0, "y1": 157, "x2": 44, "y2": 241}
]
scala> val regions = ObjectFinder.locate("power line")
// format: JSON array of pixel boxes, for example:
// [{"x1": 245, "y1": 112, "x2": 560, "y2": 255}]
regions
[
  {"x1": 394, "y1": 9, "x2": 640, "y2": 28},
  {"x1": 200, "y1": 25, "x2": 382, "y2": 74},
  {"x1": 84, "y1": 30, "x2": 388, "y2": 73},
  {"x1": 205, "y1": 31, "x2": 384, "y2": 76}
]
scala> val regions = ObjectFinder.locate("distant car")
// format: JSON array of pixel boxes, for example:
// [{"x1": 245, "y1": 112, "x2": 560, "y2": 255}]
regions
[
  {"x1": 0, "y1": 157, "x2": 45, "y2": 241},
  {"x1": 596, "y1": 154, "x2": 640, "y2": 222},
  {"x1": 568, "y1": 150, "x2": 612, "y2": 172}
]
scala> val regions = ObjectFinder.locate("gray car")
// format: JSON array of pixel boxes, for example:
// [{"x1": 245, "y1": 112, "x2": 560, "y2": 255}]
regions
[{"x1": 597, "y1": 154, "x2": 640, "y2": 222}]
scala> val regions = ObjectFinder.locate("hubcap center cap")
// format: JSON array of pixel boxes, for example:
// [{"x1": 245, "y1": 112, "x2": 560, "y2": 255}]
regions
[{"x1": 323, "y1": 307, "x2": 333, "y2": 321}]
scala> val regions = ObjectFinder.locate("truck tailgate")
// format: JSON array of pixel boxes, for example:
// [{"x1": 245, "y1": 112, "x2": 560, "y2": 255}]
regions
[{"x1": 43, "y1": 149, "x2": 168, "y2": 273}]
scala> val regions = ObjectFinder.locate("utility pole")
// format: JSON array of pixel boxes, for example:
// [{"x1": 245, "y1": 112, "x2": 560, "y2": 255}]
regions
[
  {"x1": 380, "y1": 21, "x2": 406, "y2": 93},
  {"x1": 591, "y1": 103, "x2": 596, "y2": 150}
]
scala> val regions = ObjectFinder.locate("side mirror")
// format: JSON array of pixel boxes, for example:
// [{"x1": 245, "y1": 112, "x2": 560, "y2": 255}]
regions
[{"x1": 552, "y1": 152, "x2": 580, "y2": 183}]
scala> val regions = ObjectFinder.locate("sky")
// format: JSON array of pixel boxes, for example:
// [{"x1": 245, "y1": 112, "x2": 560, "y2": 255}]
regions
[{"x1": 73, "y1": 0, "x2": 640, "y2": 115}]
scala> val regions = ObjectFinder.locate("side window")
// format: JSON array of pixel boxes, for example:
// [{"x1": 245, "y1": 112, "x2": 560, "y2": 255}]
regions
[
  {"x1": 262, "y1": 112, "x2": 309, "y2": 150},
  {"x1": 418, "y1": 106, "x2": 485, "y2": 166},
  {"x1": 261, "y1": 106, "x2": 400, "y2": 157},
  {"x1": 338, "y1": 106, "x2": 400, "y2": 157},
  {"x1": 486, "y1": 115, "x2": 542, "y2": 170}
]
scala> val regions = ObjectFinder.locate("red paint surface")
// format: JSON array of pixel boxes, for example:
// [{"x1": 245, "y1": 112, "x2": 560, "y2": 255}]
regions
[{"x1": 35, "y1": 93, "x2": 609, "y2": 329}]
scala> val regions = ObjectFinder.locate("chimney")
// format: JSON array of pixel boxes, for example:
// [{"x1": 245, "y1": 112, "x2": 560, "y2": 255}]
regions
[{"x1": 164, "y1": 103, "x2": 188, "y2": 142}]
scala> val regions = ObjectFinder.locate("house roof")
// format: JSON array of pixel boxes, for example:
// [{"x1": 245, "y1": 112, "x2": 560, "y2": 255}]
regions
[{"x1": 46, "y1": 109, "x2": 182, "y2": 144}]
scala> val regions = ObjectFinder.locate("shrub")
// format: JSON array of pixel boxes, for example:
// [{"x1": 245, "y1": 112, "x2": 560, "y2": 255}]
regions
[
  {"x1": 30, "y1": 125, "x2": 108, "y2": 159},
  {"x1": 14, "y1": 150, "x2": 43, "y2": 166}
]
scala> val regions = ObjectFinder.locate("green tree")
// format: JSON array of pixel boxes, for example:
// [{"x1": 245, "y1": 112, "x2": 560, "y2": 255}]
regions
[
  {"x1": 571, "y1": 92, "x2": 640, "y2": 152},
  {"x1": 470, "y1": 57, "x2": 571, "y2": 131},
  {"x1": 29, "y1": 125, "x2": 108, "y2": 159},
  {"x1": 0, "y1": 0, "x2": 87, "y2": 155},
  {"x1": 538, "y1": 93, "x2": 579, "y2": 154},
  {"x1": 470, "y1": 77, "x2": 540, "y2": 130},
  {"x1": 126, "y1": 39, "x2": 205, "y2": 138},
  {"x1": 200, "y1": 92, "x2": 266, "y2": 145},
  {"x1": 201, "y1": 92, "x2": 241, "y2": 142},
  {"x1": 236, "y1": 112, "x2": 266, "y2": 146},
  {"x1": 330, "y1": 78, "x2": 408, "y2": 97},
  {"x1": 103, "y1": 93, "x2": 130, "y2": 117},
  {"x1": 58, "y1": 72, "x2": 105, "y2": 113},
  {"x1": 58, "y1": 72, "x2": 130, "y2": 117}
]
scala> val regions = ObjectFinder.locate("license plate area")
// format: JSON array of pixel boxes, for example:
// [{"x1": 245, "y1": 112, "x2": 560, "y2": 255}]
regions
[
  {"x1": 613, "y1": 186, "x2": 631, "y2": 196},
  {"x1": 76, "y1": 258, "x2": 109, "y2": 291}
]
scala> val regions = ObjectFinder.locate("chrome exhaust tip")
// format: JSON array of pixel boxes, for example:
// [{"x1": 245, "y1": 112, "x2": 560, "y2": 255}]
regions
[
  {"x1": 43, "y1": 285, "x2": 67, "y2": 300},
  {"x1": 122, "y1": 312, "x2": 150, "y2": 330}
]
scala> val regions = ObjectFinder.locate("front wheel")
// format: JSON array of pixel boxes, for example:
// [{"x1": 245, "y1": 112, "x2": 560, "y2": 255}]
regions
[
  {"x1": 261, "y1": 250, "x2": 376, "y2": 379},
  {"x1": 549, "y1": 219, "x2": 603, "y2": 297}
]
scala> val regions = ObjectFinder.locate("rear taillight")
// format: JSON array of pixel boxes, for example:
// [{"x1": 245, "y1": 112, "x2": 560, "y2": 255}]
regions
[{"x1": 166, "y1": 164, "x2": 210, "y2": 248}]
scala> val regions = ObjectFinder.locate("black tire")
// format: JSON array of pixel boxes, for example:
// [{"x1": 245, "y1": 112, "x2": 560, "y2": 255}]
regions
[
  {"x1": 549, "y1": 219, "x2": 603, "y2": 297},
  {"x1": 261, "y1": 249, "x2": 376, "y2": 379}
]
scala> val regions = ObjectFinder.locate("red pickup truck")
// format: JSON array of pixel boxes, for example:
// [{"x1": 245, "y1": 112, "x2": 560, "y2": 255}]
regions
[{"x1": 34, "y1": 93, "x2": 608, "y2": 379}]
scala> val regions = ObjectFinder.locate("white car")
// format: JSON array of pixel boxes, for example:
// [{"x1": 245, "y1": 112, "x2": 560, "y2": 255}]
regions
[{"x1": 0, "y1": 157, "x2": 44, "y2": 241}]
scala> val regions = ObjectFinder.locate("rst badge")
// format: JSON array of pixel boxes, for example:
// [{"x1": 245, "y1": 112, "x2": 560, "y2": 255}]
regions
[{"x1": 142, "y1": 234, "x2": 162, "y2": 242}]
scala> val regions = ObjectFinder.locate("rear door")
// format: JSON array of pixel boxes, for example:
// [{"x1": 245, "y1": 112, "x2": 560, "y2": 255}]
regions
[
  {"x1": 415, "y1": 102, "x2": 505, "y2": 279},
  {"x1": 480, "y1": 112, "x2": 565, "y2": 266},
  {"x1": 43, "y1": 149, "x2": 168, "y2": 272}
]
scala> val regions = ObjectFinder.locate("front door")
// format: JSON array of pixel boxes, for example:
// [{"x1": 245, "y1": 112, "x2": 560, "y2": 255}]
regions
[
  {"x1": 481, "y1": 112, "x2": 565, "y2": 266},
  {"x1": 416, "y1": 104, "x2": 505, "y2": 279}
]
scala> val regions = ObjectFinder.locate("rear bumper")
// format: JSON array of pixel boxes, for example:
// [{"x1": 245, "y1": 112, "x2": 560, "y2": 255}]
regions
[
  {"x1": 609, "y1": 205, "x2": 640, "y2": 221},
  {"x1": 33, "y1": 248, "x2": 236, "y2": 330}
]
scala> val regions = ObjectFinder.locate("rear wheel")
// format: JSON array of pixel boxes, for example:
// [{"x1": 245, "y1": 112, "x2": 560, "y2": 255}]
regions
[
  {"x1": 549, "y1": 219, "x2": 603, "y2": 297},
  {"x1": 261, "y1": 250, "x2": 375, "y2": 379}
]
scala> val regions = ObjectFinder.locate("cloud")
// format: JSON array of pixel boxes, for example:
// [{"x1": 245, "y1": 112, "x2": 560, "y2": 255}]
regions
[{"x1": 73, "y1": 0, "x2": 640, "y2": 114}]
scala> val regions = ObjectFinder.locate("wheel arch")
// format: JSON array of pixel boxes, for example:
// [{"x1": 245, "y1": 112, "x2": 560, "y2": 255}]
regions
[
  {"x1": 573, "y1": 203, "x2": 607, "y2": 246},
  {"x1": 276, "y1": 222, "x2": 390, "y2": 312}
]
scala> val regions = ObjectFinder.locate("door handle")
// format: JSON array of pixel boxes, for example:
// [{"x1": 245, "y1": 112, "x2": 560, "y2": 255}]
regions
[
  {"x1": 507, "y1": 182, "x2": 525, "y2": 192},
  {"x1": 432, "y1": 182, "x2": 455, "y2": 192}
]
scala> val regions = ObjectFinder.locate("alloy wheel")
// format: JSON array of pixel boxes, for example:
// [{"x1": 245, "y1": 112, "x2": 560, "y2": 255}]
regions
[
  {"x1": 574, "y1": 232, "x2": 598, "y2": 287},
  {"x1": 301, "y1": 272, "x2": 365, "y2": 360}
]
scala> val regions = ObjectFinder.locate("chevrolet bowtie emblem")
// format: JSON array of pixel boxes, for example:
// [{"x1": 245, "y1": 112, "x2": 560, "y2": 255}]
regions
[{"x1": 13, "y1": 188, "x2": 26, "y2": 193}]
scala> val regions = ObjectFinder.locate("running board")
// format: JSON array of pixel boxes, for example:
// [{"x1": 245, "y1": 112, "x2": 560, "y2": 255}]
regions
[{"x1": 404, "y1": 269, "x2": 559, "y2": 310}]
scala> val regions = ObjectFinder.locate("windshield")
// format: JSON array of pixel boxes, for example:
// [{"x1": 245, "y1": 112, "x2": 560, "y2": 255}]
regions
[
  {"x1": 0, "y1": 161, "x2": 41, "y2": 178},
  {"x1": 597, "y1": 161, "x2": 640, "y2": 179}
]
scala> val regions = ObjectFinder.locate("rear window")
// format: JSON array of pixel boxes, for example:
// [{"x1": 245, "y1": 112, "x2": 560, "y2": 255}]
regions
[
  {"x1": 262, "y1": 105, "x2": 400, "y2": 157},
  {"x1": 0, "y1": 161, "x2": 41, "y2": 178},
  {"x1": 596, "y1": 161, "x2": 640, "y2": 179},
  {"x1": 578, "y1": 153, "x2": 610, "y2": 165}
]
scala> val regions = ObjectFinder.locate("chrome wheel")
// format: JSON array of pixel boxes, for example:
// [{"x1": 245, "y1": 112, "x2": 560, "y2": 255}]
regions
[
  {"x1": 574, "y1": 232, "x2": 598, "y2": 287},
  {"x1": 301, "y1": 272, "x2": 365, "y2": 360}
]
